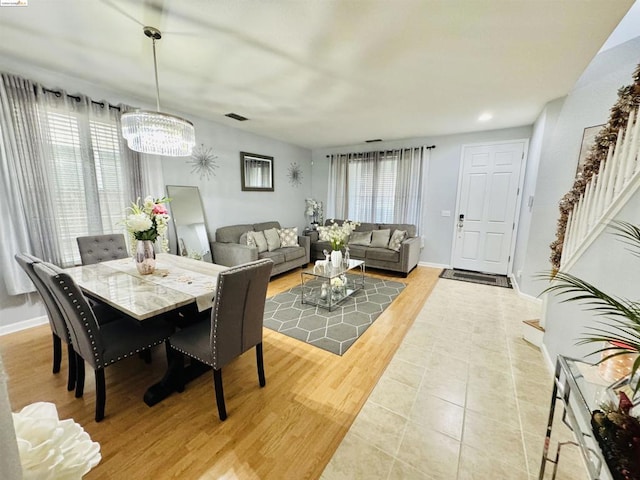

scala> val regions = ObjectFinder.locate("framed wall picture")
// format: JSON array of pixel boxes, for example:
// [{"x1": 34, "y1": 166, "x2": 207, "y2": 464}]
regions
[
  {"x1": 240, "y1": 152, "x2": 274, "y2": 191},
  {"x1": 577, "y1": 124, "x2": 604, "y2": 174}
]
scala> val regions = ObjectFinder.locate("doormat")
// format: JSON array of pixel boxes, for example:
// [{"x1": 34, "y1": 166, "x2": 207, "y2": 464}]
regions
[
  {"x1": 439, "y1": 269, "x2": 512, "y2": 288},
  {"x1": 263, "y1": 277, "x2": 405, "y2": 356}
]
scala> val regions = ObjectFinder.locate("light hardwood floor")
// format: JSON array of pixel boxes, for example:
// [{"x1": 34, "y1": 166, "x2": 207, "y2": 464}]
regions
[{"x1": 0, "y1": 265, "x2": 441, "y2": 479}]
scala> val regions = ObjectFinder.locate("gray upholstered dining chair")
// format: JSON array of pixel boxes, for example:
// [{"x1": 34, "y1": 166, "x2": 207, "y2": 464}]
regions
[
  {"x1": 169, "y1": 258, "x2": 273, "y2": 421},
  {"x1": 33, "y1": 262, "x2": 175, "y2": 422},
  {"x1": 14, "y1": 253, "x2": 77, "y2": 391},
  {"x1": 76, "y1": 233, "x2": 129, "y2": 265}
]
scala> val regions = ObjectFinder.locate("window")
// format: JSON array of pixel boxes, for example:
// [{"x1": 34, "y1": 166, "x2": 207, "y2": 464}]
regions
[
  {"x1": 43, "y1": 109, "x2": 129, "y2": 266},
  {"x1": 347, "y1": 153, "x2": 398, "y2": 223},
  {"x1": 328, "y1": 147, "x2": 425, "y2": 228}
]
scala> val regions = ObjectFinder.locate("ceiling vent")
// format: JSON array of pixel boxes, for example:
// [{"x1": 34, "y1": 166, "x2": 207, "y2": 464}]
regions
[{"x1": 225, "y1": 113, "x2": 249, "y2": 121}]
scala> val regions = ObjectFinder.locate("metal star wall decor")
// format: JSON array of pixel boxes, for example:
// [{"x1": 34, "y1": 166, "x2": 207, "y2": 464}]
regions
[
  {"x1": 188, "y1": 143, "x2": 218, "y2": 180},
  {"x1": 287, "y1": 162, "x2": 303, "y2": 187}
]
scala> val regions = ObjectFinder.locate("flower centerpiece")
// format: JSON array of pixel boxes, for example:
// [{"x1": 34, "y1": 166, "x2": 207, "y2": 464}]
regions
[
  {"x1": 305, "y1": 198, "x2": 323, "y2": 229},
  {"x1": 318, "y1": 220, "x2": 360, "y2": 266},
  {"x1": 124, "y1": 196, "x2": 171, "y2": 274}
]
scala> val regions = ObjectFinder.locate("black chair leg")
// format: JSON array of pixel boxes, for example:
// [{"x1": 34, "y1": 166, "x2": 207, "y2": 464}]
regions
[
  {"x1": 139, "y1": 350, "x2": 152, "y2": 364},
  {"x1": 95, "y1": 369, "x2": 106, "y2": 422},
  {"x1": 75, "y1": 353, "x2": 85, "y2": 398},
  {"x1": 256, "y1": 343, "x2": 266, "y2": 387},
  {"x1": 66, "y1": 344, "x2": 76, "y2": 391},
  {"x1": 213, "y1": 369, "x2": 227, "y2": 421},
  {"x1": 52, "y1": 334, "x2": 62, "y2": 374}
]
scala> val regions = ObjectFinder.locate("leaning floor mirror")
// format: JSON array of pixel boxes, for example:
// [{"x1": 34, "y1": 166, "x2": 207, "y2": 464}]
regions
[{"x1": 166, "y1": 185, "x2": 212, "y2": 262}]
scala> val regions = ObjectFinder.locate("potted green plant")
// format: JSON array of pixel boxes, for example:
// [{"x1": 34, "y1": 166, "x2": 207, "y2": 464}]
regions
[{"x1": 539, "y1": 220, "x2": 640, "y2": 395}]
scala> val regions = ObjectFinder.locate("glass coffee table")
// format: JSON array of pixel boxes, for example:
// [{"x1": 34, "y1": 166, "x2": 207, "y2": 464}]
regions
[{"x1": 300, "y1": 259, "x2": 365, "y2": 311}]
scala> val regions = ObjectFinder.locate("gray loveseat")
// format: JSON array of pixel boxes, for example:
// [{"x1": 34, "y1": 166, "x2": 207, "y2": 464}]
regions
[
  {"x1": 307, "y1": 220, "x2": 420, "y2": 276},
  {"x1": 211, "y1": 221, "x2": 310, "y2": 277}
]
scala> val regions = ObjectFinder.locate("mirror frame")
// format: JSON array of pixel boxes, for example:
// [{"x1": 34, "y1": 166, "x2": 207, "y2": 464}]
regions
[
  {"x1": 240, "y1": 151, "x2": 274, "y2": 192},
  {"x1": 165, "y1": 185, "x2": 212, "y2": 262}
]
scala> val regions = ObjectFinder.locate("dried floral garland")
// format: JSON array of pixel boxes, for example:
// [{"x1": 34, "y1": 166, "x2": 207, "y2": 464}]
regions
[{"x1": 550, "y1": 63, "x2": 640, "y2": 271}]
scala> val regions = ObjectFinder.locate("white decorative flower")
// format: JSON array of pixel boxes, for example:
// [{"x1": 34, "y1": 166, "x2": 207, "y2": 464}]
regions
[
  {"x1": 122, "y1": 196, "x2": 172, "y2": 253},
  {"x1": 125, "y1": 213, "x2": 152, "y2": 233},
  {"x1": 12, "y1": 402, "x2": 101, "y2": 479}
]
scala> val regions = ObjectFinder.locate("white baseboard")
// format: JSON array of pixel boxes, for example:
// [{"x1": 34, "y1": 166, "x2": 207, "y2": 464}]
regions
[
  {"x1": 418, "y1": 261, "x2": 450, "y2": 269},
  {"x1": 0, "y1": 316, "x2": 48, "y2": 337},
  {"x1": 510, "y1": 274, "x2": 542, "y2": 304}
]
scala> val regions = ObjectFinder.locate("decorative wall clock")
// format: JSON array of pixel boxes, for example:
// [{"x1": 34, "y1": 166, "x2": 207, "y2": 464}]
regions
[
  {"x1": 287, "y1": 162, "x2": 303, "y2": 187},
  {"x1": 188, "y1": 144, "x2": 218, "y2": 180}
]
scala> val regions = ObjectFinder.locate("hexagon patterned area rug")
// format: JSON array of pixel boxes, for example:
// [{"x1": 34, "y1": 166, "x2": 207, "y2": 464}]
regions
[{"x1": 263, "y1": 278, "x2": 405, "y2": 355}]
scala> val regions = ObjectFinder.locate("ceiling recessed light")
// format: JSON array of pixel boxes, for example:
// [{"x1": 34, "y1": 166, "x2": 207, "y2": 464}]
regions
[{"x1": 478, "y1": 113, "x2": 493, "y2": 122}]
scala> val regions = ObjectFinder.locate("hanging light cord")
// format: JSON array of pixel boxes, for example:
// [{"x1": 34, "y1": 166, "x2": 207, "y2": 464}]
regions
[{"x1": 151, "y1": 35, "x2": 161, "y2": 112}]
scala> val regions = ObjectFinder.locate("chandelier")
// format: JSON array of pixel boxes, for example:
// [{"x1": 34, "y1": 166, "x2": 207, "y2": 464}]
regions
[{"x1": 121, "y1": 26, "x2": 195, "y2": 157}]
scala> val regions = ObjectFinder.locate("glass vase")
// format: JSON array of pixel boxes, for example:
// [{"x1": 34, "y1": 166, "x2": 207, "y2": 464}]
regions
[{"x1": 136, "y1": 240, "x2": 156, "y2": 275}]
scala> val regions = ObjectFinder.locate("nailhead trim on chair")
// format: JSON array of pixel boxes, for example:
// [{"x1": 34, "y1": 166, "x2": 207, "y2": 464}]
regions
[{"x1": 57, "y1": 275, "x2": 169, "y2": 368}]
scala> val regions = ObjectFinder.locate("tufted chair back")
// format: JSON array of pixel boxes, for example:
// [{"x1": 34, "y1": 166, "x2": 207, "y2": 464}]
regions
[
  {"x1": 76, "y1": 234, "x2": 128, "y2": 265},
  {"x1": 34, "y1": 262, "x2": 105, "y2": 370}
]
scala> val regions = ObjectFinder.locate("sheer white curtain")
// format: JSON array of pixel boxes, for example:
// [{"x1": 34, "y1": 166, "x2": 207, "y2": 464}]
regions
[
  {"x1": 0, "y1": 73, "x2": 153, "y2": 295},
  {"x1": 327, "y1": 147, "x2": 428, "y2": 230}
]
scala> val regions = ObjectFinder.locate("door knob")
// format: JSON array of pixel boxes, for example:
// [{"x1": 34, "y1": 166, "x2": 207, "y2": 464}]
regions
[{"x1": 458, "y1": 214, "x2": 464, "y2": 229}]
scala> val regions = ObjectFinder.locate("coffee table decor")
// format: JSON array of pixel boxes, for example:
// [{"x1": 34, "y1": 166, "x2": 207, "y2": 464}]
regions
[{"x1": 263, "y1": 276, "x2": 405, "y2": 355}]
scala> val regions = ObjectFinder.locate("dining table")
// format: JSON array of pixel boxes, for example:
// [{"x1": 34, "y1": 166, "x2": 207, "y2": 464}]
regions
[{"x1": 65, "y1": 253, "x2": 229, "y2": 406}]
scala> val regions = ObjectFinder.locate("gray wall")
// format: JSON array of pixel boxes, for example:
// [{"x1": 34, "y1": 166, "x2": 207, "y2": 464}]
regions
[
  {"x1": 312, "y1": 125, "x2": 533, "y2": 267},
  {"x1": 543, "y1": 192, "x2": 640, "y2": 362},
  {"x1": 536, "y1": 36, "x2": 640, "y2": 362},
  {"x1": 0, "y1": 67, "x2": 311, "y2": 332},
  {"x1": 518, "y1": 36, "x2": 640, "y2": 298}
]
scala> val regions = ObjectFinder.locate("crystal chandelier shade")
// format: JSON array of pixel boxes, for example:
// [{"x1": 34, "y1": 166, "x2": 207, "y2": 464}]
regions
[
  {"x1": 121, "y1": 26, "x2": 195, "y2": 157},
  {"x1": 121, "y1": 110, "x2": 195, "y2": 156}
]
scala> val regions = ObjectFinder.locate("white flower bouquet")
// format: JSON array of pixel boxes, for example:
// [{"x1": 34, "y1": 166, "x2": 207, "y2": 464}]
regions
[
  {"x1": 124, "y1": 196, "x2": 171, "y2": 252},
  {"x1": 319, "y1": 220, "x2": 360, "y2": 251},
  {"x1": 305, "y1": 198, "x2": 323, "y2": 224}
]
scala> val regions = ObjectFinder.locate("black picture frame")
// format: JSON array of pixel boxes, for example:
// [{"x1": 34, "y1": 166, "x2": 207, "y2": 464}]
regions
[{"x1": 240, "y1": 152, "x2": 274, "y2": 192}]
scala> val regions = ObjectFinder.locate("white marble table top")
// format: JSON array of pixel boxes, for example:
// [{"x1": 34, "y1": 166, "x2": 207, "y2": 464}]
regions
[{"x1": 65, "y1": 254, "x2": 228, "y2": 321}]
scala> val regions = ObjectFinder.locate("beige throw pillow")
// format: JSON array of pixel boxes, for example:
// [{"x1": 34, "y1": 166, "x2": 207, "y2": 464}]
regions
[
  {"x1": 264, "y1": 228, "x2": 281, "y2": 252},
  {"x1": 247, "y1": 231, "x2": 268, "y2": 253},
  {"x1": 349, "y1": 231, "x2": 372, "y2": 246},
  {"x1": 278, "y1": 227, "x2": 299, "y2": 247},
  {"x1": 370, "y1": 229, "x2": 391, "y2": 248},
  {"x1": 388, "y1": 230, "x2": 407, "y2": 252}
]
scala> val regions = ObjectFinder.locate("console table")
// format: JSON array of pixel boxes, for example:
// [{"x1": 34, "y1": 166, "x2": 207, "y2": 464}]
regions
[
  {"x1": 300, "y1": 259, "x2": 365, "y2": 311},
  {"x1": 539, "y1": 356, "x2": 614, "y2": 480}
]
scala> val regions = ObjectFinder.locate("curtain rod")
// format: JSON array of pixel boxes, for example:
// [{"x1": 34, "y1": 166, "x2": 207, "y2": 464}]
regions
[
  {"x1": 325, "y1": 145, "x2": 436, "y2": 158},
  {"x1": 41, "y1": 88, "x2": 121, "y2": 111}
]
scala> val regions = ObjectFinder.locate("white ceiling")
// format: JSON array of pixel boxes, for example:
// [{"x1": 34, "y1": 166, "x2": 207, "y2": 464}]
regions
[{"x1": 0, "y1": 0, "x2": 635, "y2": 149}]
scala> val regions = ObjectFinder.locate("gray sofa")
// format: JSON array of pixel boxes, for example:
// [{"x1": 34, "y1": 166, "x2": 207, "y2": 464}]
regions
[
  {"x1": 307, "y1": 220, "x2": 421, "y2": 276},
  {"x1": 211, "y1": 221, "x2": 310, "y2": 277}
]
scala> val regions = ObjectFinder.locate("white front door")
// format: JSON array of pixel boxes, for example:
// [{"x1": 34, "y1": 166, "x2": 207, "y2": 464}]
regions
[{"x1": 452, "y1": 141, "x2": 526, "y2": 275}]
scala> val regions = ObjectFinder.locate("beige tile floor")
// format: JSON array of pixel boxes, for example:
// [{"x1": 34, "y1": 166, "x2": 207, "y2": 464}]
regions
[{"x1": 321, "y1": 277, "x2": 590, "y2": 480}]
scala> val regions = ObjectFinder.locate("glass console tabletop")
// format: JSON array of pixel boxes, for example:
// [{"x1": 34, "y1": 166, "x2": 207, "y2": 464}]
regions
[
  {"x1": 300, "y1": 259, "x2": 365, "y2": 311},
  {"x1": 540, "y1": 356, "x2": 615, "y2": 480}
]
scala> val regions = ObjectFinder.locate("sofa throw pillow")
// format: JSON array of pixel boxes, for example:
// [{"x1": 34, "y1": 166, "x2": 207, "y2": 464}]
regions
[
  {"x1": 349, "y1": 231, "x2": 372, "y2": 246},
  {"x1": 239, "y1": 232, "x2": 249, "y2": 246},
  {"x1": 247, "y1": 231, "x2": 268, "y2": 253},
  {"x1": 388, "y1": 229, "x2": 407, "y2": 252},
  {"x1": 264, "y1": 228, "x2": 282, "y2": 252},
  {"x1": 278, "y1": 227, "x2": 299, "y2": 247},
  {"x1": 370, "y1": 229, "x2": 391, "y2": 248}
]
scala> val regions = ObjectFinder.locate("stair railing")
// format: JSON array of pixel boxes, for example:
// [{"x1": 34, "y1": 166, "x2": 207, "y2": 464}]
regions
[{"x1": 561, "y1": 107, "x2": 640, "y2": 271}]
